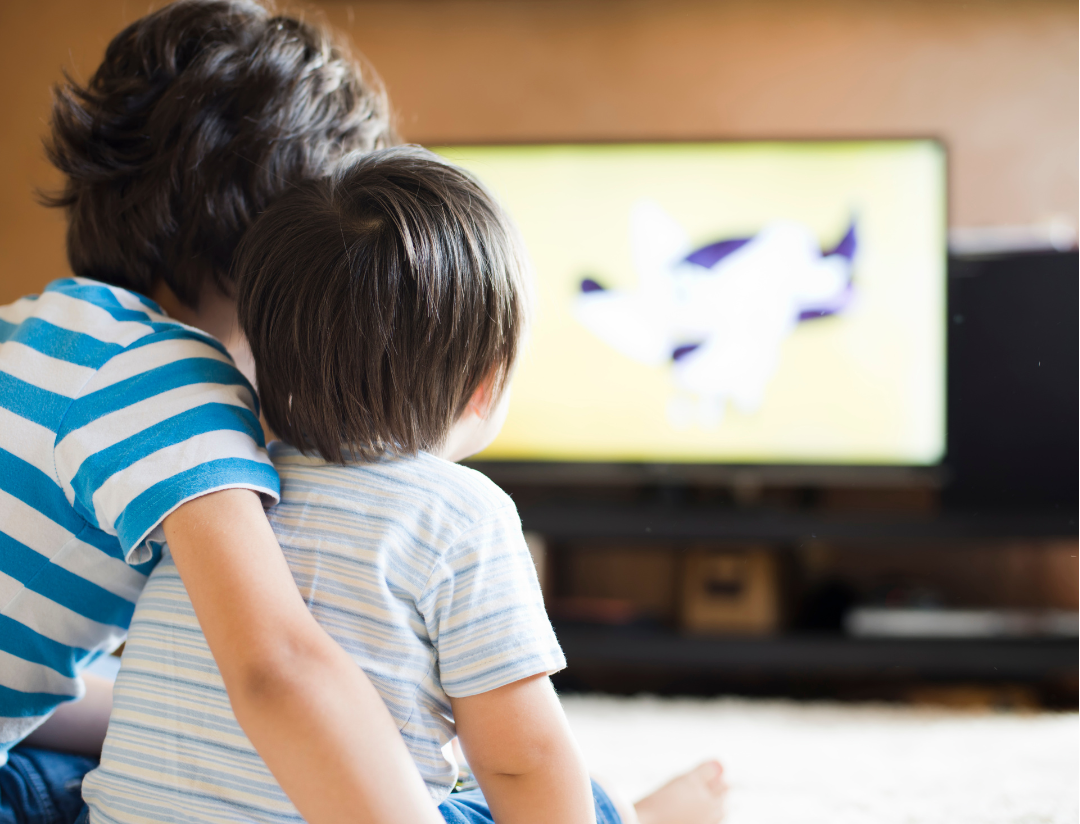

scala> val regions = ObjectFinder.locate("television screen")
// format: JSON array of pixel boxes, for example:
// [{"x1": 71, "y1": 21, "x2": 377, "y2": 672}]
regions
[{"x1": 436, "y1": 140, "x2": 946, "y2": 466}]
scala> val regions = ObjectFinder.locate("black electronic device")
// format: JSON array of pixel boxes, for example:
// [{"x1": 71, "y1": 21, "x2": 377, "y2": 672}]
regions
[{"x1": 945, "y1": 250, "x2": 1078, "y2": 509}]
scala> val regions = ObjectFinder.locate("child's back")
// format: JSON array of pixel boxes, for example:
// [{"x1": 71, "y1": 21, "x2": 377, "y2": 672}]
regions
[{"x1": 84, "y1": 445, "x2": 561, "y2": 819}]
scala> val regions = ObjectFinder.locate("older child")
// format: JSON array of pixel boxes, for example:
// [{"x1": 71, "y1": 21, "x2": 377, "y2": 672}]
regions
[
  {"x1": 0, "y1": 3, "x2": 441, "y2": 823},
  {"x1": 82, "y1": 147, "x2": 727, "y2": 824}
]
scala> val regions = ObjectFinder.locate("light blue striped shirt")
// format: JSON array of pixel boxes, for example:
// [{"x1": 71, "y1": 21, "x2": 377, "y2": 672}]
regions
[
  {"x1": 83, "y1": 445, "x2": 565, "y2": 821},
  {"x1": 0, "y1": 278, "x2": 279, "y2": 762}
]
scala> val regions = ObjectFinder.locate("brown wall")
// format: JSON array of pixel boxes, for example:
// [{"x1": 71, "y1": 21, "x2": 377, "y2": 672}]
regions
[{"x1": 1, "y1": 0, "x2": 1075, "y2": 305}]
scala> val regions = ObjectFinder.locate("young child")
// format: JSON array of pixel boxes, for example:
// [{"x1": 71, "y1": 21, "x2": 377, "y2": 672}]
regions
[
  {"x1": 81, "y1": 147, "x2": 727, "y2": 824},
  {"x1": 1, "y1": 3, "x2": 443, "y2": 823}
]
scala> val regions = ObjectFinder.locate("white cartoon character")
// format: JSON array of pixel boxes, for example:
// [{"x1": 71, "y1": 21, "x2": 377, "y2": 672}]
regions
[{"x1": 574, "y1": 200, "x2": 856, "y2": 428}]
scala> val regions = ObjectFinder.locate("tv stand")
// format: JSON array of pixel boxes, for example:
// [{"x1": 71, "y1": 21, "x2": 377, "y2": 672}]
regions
[{"x1": 501, "y1": 483, "x2": 1078, "y2": 706}]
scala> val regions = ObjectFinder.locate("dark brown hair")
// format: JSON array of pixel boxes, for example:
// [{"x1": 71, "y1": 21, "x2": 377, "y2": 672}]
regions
[
  {"x1": 43, "y1": 0, "x2": 395, "y2": 309},
  {"x1": 234, "y1": 146, "x2": 532, "y2": 463}
]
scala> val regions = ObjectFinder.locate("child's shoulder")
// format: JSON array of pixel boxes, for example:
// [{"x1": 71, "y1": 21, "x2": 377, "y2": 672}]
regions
[
  {"x1": 413, "y1": 451, "x2": 515, "y2": 515},
  {"x1": 270, "y1": 444, "x2": 517, "y2": 535},
  {"x1": 8, "y1": 278, "x2": 228, "y2": 359}
]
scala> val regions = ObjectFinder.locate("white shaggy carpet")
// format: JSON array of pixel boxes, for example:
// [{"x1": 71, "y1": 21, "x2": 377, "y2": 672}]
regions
[{"x1": 561, "y1": 695, "x2": 1078, "y2": 824}]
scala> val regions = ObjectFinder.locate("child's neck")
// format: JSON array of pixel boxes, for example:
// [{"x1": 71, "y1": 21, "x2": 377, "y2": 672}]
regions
[
  {"x1": 150, "y1": 281, "x2": 257, "y2": 388},
  {"x1": 436, "y1": 414, "x2": 485, "y2": 463}
]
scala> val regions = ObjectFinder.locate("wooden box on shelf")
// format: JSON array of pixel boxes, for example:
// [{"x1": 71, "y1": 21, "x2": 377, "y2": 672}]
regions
[{"x1": 680, "y1": 547, "x2": 780, "y2": 635}]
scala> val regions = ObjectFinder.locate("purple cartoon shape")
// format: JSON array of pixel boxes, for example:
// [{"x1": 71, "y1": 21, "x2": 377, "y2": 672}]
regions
[
  {"x1": 580, "y1": 278, "x2": 606, "y2": 293},
  {"x1": 799, "y1": 221, "x2": 857, "y2": 321},
  {"x1": 574, "y1": 200, "x2": 858, "y2": 426},
  {"x1": 683, "y1": 238, "x2": 752, "y2": 270}
]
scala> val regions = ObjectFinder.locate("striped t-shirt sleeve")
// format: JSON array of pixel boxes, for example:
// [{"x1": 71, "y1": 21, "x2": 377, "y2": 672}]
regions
[
  {"x1": 422, "y1": 503, "x2": 566, "y2": 698},
  {"x1": 52, "y1": 328, "x2": 280, "y2": 564}
]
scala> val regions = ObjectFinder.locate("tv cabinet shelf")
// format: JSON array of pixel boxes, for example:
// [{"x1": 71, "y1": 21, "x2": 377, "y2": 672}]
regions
[
  {"x1": 531, "y1": 507, "x2": 1077, "y2": 696},
  {"x1": 519, "y1": 500, "x2": 1076, "y2": 544},
  {"x1": 553, "y1": 624, "x2": 1078, "y2": 681}
]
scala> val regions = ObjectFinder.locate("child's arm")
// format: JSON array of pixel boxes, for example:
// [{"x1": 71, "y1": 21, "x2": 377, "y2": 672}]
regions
[
  {"x1": 450, "y1": 673, "x2": 595, "y2": 824},
  {"x1": 163, "y1": 489, "x2": 442, "y2": 824}
]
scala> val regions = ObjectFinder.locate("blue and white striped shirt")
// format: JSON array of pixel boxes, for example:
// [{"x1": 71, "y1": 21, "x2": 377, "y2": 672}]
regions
[
  {"x1": 0, "y1": 278, "x2": 279, "y2": 762},
  {"x1": 83, "y1": 445, "x2": 565, "y2": 821}
]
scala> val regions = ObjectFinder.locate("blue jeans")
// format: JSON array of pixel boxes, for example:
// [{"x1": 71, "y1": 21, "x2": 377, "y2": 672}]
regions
[
  {"x1": 438, "y1": 778, "x2": 622, "y2": 824},
  {"x1": 0, "y1": 747, "x2": 95, "y2": 824},
  {"x1": 68, "y1": 775, "x2": 622, "y2": 824}
]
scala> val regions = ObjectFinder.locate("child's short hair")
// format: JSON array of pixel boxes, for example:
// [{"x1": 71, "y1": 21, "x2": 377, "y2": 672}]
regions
[
  {"x1": 43, "y1": 0, "x2": 394, "y2": 309},
  {"x1": 234, "y1": 146, "x2": 532, "y2": 463}
]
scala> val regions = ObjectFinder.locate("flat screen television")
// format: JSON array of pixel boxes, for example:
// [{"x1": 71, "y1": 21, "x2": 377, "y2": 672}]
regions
[{"x1": 436, "y1": 139, "x2": 947, "y2": 476}]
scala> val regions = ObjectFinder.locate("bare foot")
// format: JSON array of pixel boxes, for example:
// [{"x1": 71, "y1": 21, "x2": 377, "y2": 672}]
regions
[{"x1": 632, "y1": 760, "x2": 727, "y2": 824}]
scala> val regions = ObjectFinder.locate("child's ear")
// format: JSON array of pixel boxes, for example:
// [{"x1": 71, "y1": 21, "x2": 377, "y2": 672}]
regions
[{"x1": 464, "y1": 372, "x2": 499, "y2": 419}]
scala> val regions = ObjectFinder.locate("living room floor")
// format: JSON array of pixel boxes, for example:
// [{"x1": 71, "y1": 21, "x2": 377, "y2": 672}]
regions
[{"x1": 562, "y1": 694, "x2": 1078, "y2": 824}]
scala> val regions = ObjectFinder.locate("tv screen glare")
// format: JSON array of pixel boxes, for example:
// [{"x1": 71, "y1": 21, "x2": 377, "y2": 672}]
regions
[{"x1": 437, "y1": 140, "x2": 947, "y2": 466}]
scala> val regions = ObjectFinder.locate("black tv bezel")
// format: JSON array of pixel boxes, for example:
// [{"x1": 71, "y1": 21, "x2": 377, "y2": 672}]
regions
[{"x1": 433, "y1": 135, "x2": 950, "y2": 489}]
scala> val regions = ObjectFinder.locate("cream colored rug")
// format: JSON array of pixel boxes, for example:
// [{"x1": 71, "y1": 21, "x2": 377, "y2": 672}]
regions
[{"x1": 561, "y1": 695, "x2": 1078, "y2": 824}]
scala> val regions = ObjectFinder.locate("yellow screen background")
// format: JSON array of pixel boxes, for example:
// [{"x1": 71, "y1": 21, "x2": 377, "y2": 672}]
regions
[{"x1": 437, "y1": 141, "x2": 946, "y2": 465}]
